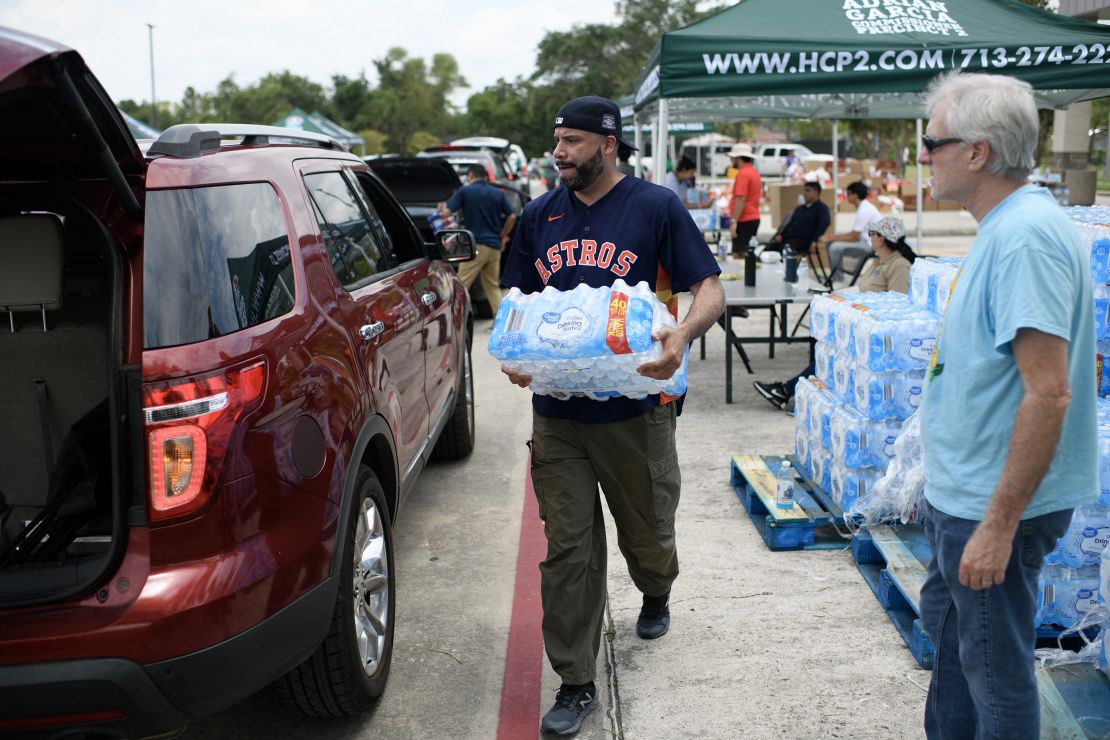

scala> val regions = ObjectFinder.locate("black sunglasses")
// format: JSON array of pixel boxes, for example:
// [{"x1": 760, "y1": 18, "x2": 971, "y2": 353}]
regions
[{"x1": 921, "y1": 134, "x2": 964, "y2": 153}]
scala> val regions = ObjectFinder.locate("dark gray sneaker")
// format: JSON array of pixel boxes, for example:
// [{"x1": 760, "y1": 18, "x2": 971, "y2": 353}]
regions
[
  {"x1": 636, "y1": 592, "x2": 670, "y2": 639},
  {"x1": 540, "y1": 682, "x2": 598, "y2": 735}
]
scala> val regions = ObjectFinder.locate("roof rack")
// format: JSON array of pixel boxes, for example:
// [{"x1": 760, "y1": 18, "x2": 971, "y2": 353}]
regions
[{"x1": 148, "y1": 123, "x2": 347, "y2": 158}]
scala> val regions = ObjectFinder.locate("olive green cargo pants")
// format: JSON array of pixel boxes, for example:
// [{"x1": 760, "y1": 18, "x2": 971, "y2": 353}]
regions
[{"x1": 530, "y1": 403, "x2": 682, "y2": 685}]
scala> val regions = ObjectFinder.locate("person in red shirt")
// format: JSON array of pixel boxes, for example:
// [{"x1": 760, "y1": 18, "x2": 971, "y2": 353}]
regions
[{"x1": 727, "y1": 142, "x2": 762, "y2": 258}]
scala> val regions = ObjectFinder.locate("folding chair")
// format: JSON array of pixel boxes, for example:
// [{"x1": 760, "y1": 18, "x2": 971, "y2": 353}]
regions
[{"x1": 843, "y1": 250, "x2": 877, "y2": 288}]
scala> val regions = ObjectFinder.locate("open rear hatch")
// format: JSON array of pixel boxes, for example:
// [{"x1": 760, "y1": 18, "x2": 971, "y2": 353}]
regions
[
  {"x1": 364, "y1": 156, "x2": 461, "y2": 240},
  {"x1": 0, "y1": 27, "x2": 144, "y2": 608}
]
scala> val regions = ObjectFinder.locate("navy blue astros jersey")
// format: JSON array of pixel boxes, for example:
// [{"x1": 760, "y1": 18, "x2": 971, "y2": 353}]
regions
[{"x1": 501, "y1": 175, "x2": 720, "y2": 423}]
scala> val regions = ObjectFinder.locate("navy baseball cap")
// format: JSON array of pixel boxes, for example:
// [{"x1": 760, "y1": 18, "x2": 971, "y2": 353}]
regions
[{"x1": 554, "y1": 96, "x2": 638, "y2": 151}]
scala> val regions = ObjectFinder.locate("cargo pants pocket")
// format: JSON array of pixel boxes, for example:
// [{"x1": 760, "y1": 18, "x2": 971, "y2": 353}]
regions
[
  {"x1": 527, "y1": 439, "x2": 548, "y2": 521},
  {"x1": 647, "y1": 450, "x2": 680, "y2": 530}
]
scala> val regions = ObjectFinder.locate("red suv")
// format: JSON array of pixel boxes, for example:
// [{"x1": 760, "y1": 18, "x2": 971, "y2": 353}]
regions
[{"x1": 0, "y1": 28, "x2": 476, "y2": 737}]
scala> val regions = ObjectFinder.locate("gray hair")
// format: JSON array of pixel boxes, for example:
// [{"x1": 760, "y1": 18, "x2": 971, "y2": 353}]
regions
[{"x1": 924, "y1": 72, "x2": 1038, "y2": 182}]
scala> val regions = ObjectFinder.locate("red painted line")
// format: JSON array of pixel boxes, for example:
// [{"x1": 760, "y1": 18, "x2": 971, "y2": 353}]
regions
[{"x1": 496, "y1": 457, "x2": 547, "y2": 740}]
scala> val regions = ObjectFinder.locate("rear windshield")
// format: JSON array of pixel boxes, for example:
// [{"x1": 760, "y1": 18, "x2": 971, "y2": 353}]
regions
[{"x1": 143, "y1": 183, "x2": 294, "y2": 349}]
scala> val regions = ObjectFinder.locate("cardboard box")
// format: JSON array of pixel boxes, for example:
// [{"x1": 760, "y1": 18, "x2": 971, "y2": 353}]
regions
[{"x1": 767, "y1": 182, "x2": 835, "y2": 229}]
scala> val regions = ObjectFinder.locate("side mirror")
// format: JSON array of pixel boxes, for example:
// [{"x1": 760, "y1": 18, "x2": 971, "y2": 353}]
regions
[{"x1": 436, "y1": 229, "x2": 477, "y2": 263}]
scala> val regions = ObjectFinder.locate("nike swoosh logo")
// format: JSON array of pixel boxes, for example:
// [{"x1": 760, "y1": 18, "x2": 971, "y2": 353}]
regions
[{"x1": 547, "y1": 214, "x2": 565, "y2": 222}]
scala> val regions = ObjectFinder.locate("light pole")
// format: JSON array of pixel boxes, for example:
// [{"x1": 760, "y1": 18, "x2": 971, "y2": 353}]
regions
[{"x1": 146, "y1": 23, "x2": 157, "y2": 128}]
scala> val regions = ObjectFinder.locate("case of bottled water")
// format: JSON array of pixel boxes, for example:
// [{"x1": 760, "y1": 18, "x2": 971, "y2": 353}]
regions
[
  {"x1": 852, "y1": 311, "x2": 939, "y2": 373},
  {"x1": 851, "y1": 367, "x2": 926, "y2": 421},
  {"x1": 829, "y1": 459, "x2": 881, "y2": 511},
  {"x1": 1037, "y1": 564, "x2": 1102, "y2": 629},
  {"x1": 908, "y1": 258, "x2": 961, "y2": 313},
  {"x1": 843, "y1": 468, "x2": 881, "y2": 511},
  {"x1": 489, "y1": 279, "x2": 687, "y2": 400},
  {"x1": 1044, "y1": 503, "x2": 1110, "y2": 569}
]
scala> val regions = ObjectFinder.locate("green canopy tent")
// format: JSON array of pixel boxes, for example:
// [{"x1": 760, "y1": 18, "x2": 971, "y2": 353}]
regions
[
  {"x1": 630, "y1": 0, "x2": 1110, "y2": 237},
  {"x1": 272, "y1": 107, "x2": 364, "y2": 151}
]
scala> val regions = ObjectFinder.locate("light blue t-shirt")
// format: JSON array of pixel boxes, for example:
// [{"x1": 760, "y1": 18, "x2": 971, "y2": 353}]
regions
[{"x1": 922, "y1": 184, "x2": 1097, "y2": 521}]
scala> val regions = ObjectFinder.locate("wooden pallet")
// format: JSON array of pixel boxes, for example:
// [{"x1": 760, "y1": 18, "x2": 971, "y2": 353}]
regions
[
  {"x1": 1037, "y1": 663, "x2": 1110, "y2": 739},
  {"x1": 729, "y1": 454, "x2": 850, "y2": 551},
  {"x1": 852, "y1": 525, "x2": 1102, "y2": 672},
  {"x1": 851, "y1": 524, "x2": 935, "y2": 669}
]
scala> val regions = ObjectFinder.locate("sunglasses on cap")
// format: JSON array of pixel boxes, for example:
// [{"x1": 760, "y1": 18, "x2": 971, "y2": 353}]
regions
[{"x1": 921, "y1": 134, "x2": 964, "y2": 153}]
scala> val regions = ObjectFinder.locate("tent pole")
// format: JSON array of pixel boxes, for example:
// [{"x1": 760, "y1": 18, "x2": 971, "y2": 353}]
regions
[
  {"x1": 832, "y1": 120, "x2": 839, "y2": 216},
  {"x1": 651, "y1": 112, "x2": 659, "y2": 183},
  {"x1": 634, "y1": 114, "x2": 644, "y2": 177},
  {"x1": 657, "y1": 98, "x2": 670, "y2": 185},
  {"x1": 915, "y1": 118, "x2": 924, "y2": 250}
]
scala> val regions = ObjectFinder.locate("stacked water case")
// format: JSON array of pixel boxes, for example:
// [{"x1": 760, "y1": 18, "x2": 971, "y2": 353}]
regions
[
  {"x1": 1037, "y1": 205, "x2": 1110, "y2": 631},
  {"x1": 488, "y1": 279, "x2": 688, "y2": 401},
  {"x1": 796, "y1": 274, "x2": 952, "y2": 512}
]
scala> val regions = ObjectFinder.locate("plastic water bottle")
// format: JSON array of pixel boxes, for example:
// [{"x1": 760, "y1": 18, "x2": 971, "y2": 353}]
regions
[
  {"x1": 717, "y1": 236, "x2": 727, "y2": 261},
  {"x1": 797, "y1": 258, "x2": 809, "y2": 287},
  {"x1": 776, "y1": 460, "x2": 795, "y2": 509}
]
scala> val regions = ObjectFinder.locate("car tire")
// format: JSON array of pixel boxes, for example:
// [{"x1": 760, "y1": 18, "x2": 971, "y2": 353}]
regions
[
  {"x1": 432, "y1": 333, "x2": 475, "y2": 460},
  {"x1": 275, "y1": 466, "x2": 395, "y2": 716}
]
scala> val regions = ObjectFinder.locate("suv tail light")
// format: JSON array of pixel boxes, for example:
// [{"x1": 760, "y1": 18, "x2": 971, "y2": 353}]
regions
[{"x1": 142, "y1": 360, "x2": 266, "y2": 523}]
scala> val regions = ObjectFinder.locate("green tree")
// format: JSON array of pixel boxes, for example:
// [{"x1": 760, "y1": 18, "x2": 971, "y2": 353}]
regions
[
  {"x1": 333, "y1": 73, "x2": 374, "y2": 131},
  {"x1": 358, "y1": 129, "x2": 390, "y2": 155},
  {"x1": 406, "y1": 131, "x2": 442, "y2": 154},
  {"x1": 368, "y1": 48, "x2": 466, "y2": 152}
]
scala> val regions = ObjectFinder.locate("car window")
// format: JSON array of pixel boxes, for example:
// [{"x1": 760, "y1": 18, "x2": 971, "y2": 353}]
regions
[
  {"x1": 344, "y1": 170, "x2": 396, "y2": 259},
  {"x1": 352, "y1": 171, "x2": 426, "y2": 263},
  {"x1": 304, "y1": 171, "x2": 395, "y2": 291},
  {"x1": 143, "y1": 183, "x2": 294, "y2": 349}
]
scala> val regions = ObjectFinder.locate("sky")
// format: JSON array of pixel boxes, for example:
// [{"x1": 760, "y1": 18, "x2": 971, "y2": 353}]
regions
[{"x1": 0, "y1": 0, "x2": 621, "y2": 110}]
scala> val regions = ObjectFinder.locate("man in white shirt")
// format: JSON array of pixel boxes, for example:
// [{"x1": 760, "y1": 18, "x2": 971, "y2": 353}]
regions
[{"x1": 821, "y1": 181, "x2": 881, "y2": 281}]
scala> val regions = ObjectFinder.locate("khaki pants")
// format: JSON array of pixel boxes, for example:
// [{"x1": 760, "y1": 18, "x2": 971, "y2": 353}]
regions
[
  {"x1": 530, "y1": 404, "x2": 681, "y2": 685},
  {"x1": 456, "y1": 243, "x2": 502, "y2": 316}
]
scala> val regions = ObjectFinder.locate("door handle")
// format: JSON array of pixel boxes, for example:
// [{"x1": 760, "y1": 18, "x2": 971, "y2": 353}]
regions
[
  {"x1": 421, "y1": 291, "x2": 437, "y2": 306},
  {"x1": 360, "y1": 321, "x2": 385, "y2": 341}
]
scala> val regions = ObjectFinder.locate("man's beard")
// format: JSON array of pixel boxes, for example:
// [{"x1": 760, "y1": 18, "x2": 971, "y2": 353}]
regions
[{"x1": 557, "y1": 145, "x2": 605, "y2": 191}]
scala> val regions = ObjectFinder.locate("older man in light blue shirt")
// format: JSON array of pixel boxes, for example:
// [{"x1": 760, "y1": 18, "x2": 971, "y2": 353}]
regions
[{"x1": 917, "y1": 72, "x2": 1097, "y2": 740}]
